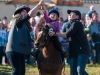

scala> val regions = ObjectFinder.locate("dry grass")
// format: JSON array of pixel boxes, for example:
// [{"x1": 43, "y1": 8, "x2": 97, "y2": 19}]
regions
[{"x1": 0, "y1": 63, "x2": 100, "y2": 75}]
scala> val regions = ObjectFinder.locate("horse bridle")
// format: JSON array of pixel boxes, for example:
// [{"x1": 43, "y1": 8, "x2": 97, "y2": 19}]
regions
[{"x1": 34, "y1": 31, "x2": 49, "y2": 50}]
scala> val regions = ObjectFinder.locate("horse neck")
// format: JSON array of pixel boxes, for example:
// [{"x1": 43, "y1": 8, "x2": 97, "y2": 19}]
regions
[
  {"x1": 42, "y1": 39, "x2": 58, "y2": 54},
  {"x1": 44, "y1": 39, "x2": 54, "y2": 50}
]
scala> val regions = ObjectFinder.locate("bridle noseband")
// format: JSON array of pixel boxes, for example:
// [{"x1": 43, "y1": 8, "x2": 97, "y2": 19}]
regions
[{"x1": 34, "y1": 28, "x2": 49, "y2": 50}]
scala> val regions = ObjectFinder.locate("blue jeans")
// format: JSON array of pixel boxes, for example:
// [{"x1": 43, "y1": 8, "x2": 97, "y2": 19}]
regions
[
  {"x1": 70, "y1": 54, "x2": 89, "y2": 75},
  {"x1": 6, "y1": 52, "x2": 25, "y2": 75}
]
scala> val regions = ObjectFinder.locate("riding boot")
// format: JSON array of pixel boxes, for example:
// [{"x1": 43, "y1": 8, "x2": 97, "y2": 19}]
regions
[
  {"x1": 31, "y1": 50, "x2": 37, "y2": 58},
  {"x1": 63, "y1": 52, "x2": 69, "y2": 58}
]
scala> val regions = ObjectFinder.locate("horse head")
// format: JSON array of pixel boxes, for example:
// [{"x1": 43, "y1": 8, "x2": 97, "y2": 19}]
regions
[{"x1": 34, "y1": 25, "x2": 50, "y2": 49}]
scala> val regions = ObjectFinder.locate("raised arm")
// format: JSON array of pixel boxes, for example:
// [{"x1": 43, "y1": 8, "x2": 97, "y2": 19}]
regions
[
  {"x1": 16, "y1": 0, "x2": 44, "y2": 28},
  {"x1": 28, "y1": 0, "x2": 44, "y2": 17},
  {"x1": 42, "y1": 5, "x2": 50, "y2": 23}
]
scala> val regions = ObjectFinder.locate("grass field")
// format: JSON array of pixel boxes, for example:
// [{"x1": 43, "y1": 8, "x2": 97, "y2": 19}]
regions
[{"x1": 0, "y1": 63, "x2": 100, "y2": 75}]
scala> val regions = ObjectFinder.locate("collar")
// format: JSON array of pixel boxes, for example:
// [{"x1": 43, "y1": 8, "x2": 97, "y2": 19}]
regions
[
  {"x1": 71, "y1": 19, "x2": 80, "y2": 24},
  {"x1": 72, "y1": 19, "x2": 80, "y2": 21}
]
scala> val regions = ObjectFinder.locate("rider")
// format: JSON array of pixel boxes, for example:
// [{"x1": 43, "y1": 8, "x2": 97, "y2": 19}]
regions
[
  {"x1": 42, "y1": 5, "x2": 69, "y2": 56},
  {"x1": 43, "y1": 5, "x2": 60, "y2": 33}
]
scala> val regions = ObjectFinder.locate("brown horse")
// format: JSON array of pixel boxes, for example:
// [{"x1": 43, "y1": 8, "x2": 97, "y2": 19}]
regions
[{"x1": 34, "y1": 25, "x2": 64, "y2": 75}]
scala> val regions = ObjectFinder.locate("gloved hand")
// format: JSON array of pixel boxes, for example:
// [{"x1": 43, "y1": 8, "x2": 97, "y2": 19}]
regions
[
  {"x1": 49, "y1": 28, "x2": 53, "y2": 33},
  {"x1": 49, "y1": 28, "x2": 56, "y2": 36}
]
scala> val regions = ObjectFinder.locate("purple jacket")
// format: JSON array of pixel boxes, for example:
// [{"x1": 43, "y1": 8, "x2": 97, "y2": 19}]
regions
[{"x1": 43, "y1": 11, "x2": 60, "y2": 32}]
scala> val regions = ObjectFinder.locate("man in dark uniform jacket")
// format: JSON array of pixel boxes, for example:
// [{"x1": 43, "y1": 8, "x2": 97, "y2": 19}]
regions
[{"x1": 49, "y1": 10, "x2": 90, "y2": 75}]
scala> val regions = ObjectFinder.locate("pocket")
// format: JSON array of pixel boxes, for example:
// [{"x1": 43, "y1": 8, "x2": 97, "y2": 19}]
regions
[
  {"x1": 19, "y1": 43, "x2": 26, "y2": 48},
  {"x1": 6, "y1": 52, "x2": 11, "y2": 59}
]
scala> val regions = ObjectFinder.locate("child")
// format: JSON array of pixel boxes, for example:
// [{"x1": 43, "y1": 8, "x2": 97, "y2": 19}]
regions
[
  {"x1": 87, "y1": 34, "x2": 95, "y2": 64},
  {"x1": 34, "y1": 5, "x2": 60, "y2": 38},
  {"x1": 42, "y1": 5, "x2": 60, "y2": 33},
  {"x1": 0, "y1": 21, "x2": 7, "y2": 65}
]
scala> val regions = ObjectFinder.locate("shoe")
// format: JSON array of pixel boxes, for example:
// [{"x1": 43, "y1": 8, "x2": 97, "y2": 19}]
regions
[
  {"x1": 31, "y1": 51, "x2": 37, "y2": 57},
  {"x1": 0, "y1": 63, "x2": 2, "y2": 65},
  {"x1": 63, "y1": 52, "x2": 69, "y2": 58},
  {"x1": 90, "y1": 62, "x2": 93, "y2": 65}
]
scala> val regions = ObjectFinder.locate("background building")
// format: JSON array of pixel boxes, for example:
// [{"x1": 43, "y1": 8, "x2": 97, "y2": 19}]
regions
[{"x1": 0, "y1": 0, "x2": 100, "y2": 21}]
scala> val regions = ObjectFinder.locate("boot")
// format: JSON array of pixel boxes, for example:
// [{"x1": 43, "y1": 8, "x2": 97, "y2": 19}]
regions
[
  {"x1": 63, "y1": 52, "x2": 69, "y2": 58},
  {"x1": 31, "y1": 50, "x2": 37, "y2": 58}
]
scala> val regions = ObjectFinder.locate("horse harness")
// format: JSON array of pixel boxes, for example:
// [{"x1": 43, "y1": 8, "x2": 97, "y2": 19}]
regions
[
  {"x1": 34, "y1": 26, "x2": 65, "y2": 75},
  {"x1": 34, "y1": 33, "x2": 49, "y2": 61},
  {"x1": 34, "y1": 33, "x2": 49, "y2": 50},
  {"x1": 34, "y1": 26, "x2": 64, "y2": 66}
]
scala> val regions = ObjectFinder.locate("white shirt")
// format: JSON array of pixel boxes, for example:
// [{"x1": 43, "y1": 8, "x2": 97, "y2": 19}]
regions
[{"x1": 34, "y1": 16, "x2": 40, "y2": 23}]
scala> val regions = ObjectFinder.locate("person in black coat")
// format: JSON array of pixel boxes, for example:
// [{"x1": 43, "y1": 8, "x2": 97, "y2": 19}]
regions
[
  {"x1": 49, "y1": 10, "x2": 90, "y2": 75},
  {"x1": 5, "y1": 0, "x2": 44, "y2": 75}
]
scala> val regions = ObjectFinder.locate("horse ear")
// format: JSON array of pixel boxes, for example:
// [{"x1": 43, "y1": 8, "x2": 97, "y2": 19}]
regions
[
  {"x1": 35, "y1": 39, "x2": 39, "y2": 44},
  {"x1": 45, "y1": 25, "x2": 49, "y2": 28},
  {"x1": 41, "y1": 27, "x2": 43, "y2": 31},
  {"x1": 45, "y1": 25, "x2": 50, "y2": 29}
]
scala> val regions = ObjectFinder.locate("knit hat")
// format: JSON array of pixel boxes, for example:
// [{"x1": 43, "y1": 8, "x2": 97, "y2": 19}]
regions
[
  {"x1": 90, "y1": 5, "x2": 95, "y2": 11},
  {"x1": 14, "y1": 5, "x2": 30, "y2": 15},
  {"x1": 81, "y1": 13, "x2": 86, "y2": 19},
  {"x1": 67, "y1": 10, "x2": 81, "y2": 20},
  {"x1": 48, "y1": 8, "x2": 59, "y2": 17}
]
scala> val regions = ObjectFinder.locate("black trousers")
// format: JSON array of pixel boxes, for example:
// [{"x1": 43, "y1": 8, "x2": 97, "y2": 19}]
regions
[
  {"x1": 6, "y1": 52, "x2": 25, "y2": 75},
  {"x1": 0, "y1": 46, "x2": 4, "y2": 64},
  {"x1": 92, "y1": 34, "x2": 100, "y2": 63}
]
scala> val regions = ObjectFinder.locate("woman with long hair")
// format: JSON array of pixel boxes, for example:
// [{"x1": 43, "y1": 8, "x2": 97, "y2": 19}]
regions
[{"x1": 5, "y1": 0, "x2": 44, "y2": 75}]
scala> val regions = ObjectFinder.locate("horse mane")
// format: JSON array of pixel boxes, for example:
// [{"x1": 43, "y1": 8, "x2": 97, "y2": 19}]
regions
[
  {"x1": 36, "y1": 25, "x2": 64, "y2": 62},
  {"x1": 41, "y1": 25, "x2": 63, "y2": 52},
  {"x1": 50, "y1": 36, "x2": 62, "y2": 52}
]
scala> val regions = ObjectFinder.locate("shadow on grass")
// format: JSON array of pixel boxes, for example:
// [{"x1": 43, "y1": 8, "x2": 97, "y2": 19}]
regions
[
  {"x1": 0, "y1": 63, "x2": 100, "y2": 75},
  {"x1": 0, "y1": 72, "x2": 11, "y2": 75},
  {"x1": 0, "y1": 65, "x2": 12, "y2": 75},
  {"x1": 26, "y1": 63, "x2": 37, "y2": 68},
  {"x1": 87, "y1": 63, "x2": 100, "y2": 67}
]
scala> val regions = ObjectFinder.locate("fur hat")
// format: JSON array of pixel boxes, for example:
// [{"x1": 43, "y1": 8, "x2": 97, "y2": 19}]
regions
[{"x1": 48, "y1": 8, "x2": 59, "y2": 17}]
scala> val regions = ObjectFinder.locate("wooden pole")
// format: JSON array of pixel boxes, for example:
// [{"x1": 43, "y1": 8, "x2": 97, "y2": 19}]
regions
[{"x1": 80, "y1": 0, "x2": 82, "y2": 2}]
